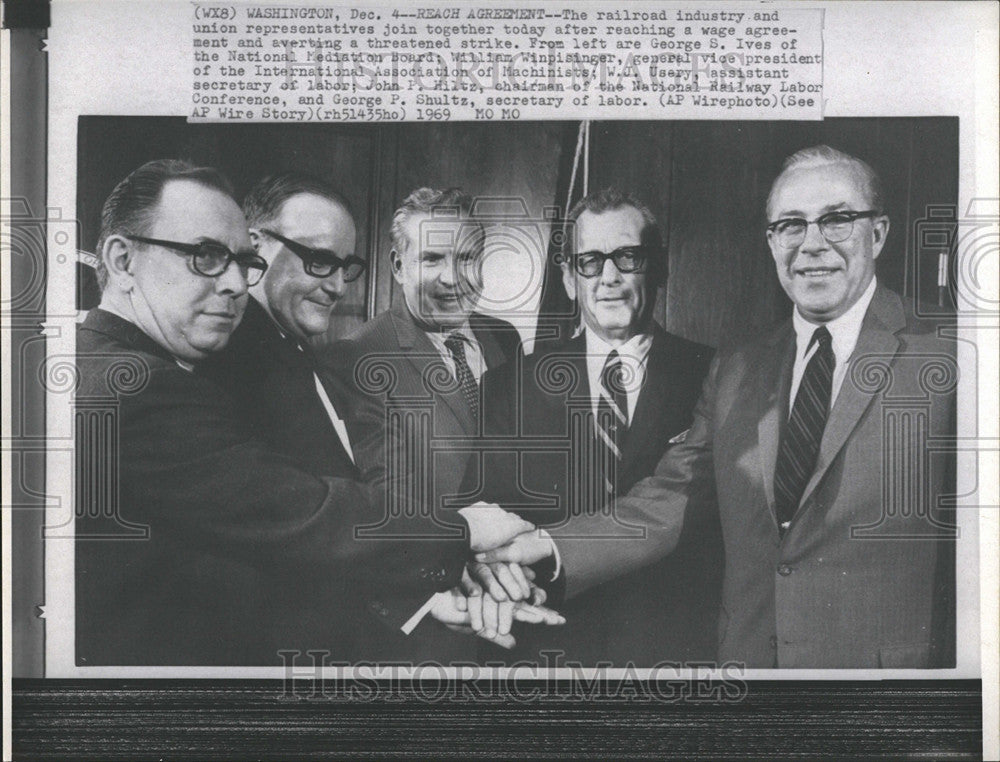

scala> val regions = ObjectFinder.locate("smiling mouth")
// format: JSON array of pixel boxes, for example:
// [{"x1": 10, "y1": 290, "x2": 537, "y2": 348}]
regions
[{"x1": 794, "y1": 267, "x2": 841, "y2": 278}]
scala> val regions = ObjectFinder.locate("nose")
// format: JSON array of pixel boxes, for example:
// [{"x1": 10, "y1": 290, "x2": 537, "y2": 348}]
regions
[
  {"x1": 438, "y1": 258, "x2": 457, "y2": 287},
  {"x1": 599, "y1": 256, "x2": 623, "y2": 284},
  {"x1": 799, "y1": 219, "x2": 830, "y2": 255},
  {"x1": 215, "y1": 258, "x2": 249, "y2": 296},
  {"x1": 320, "y1": 267, "x2": 346, "y2": 298}
]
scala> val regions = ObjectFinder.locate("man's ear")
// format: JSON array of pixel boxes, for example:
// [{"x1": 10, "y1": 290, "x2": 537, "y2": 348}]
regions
[
  {"x1": 102, "y1": 235, "x2": 135, "y2": 292},
  {"x1": 560, "y1": 263, "x2": 577, "y2": 302},
  {"x1": 389, "y1": 248, "x2": 404, "y2": 284},
  {"x1": 248, "y1": 228, "x2": 262, "y2": 250},
  {"x1": 870, "y1": 216, "x2": 890, "y2": 260}
]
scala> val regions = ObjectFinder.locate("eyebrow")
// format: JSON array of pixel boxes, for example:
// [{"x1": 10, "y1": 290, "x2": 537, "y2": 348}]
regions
[{"x1": 772, "y1": 202, "x2": 855, "y2": 219}]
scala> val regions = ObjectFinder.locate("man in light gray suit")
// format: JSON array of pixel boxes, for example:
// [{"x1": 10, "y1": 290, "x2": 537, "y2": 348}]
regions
[{"x1": 480, "y1": 145, "x2": 956, "y2": 668}]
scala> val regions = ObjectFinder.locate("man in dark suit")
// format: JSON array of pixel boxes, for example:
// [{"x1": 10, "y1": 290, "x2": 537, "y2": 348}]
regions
[
  {"x1": 480, "y1": 146, "x2": 957, "y2": 669},
  {"x1": 324, "y1": 188, "x2": 526, "y2": 651},
  {"x1": 75, "y1": 162, "x2": 540, "y2": 665},
  {"x1": 465, "y1": 189, "x2": 719, "y2": 665}
]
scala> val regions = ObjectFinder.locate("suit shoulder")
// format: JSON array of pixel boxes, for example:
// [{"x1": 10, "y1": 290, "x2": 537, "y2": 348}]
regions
[
  {"x1": 660, "y1": 330, "x2": 715, "y2": 364},
  {"x1": 469, "y1": 312, "x2": 521, "y2": 349}
]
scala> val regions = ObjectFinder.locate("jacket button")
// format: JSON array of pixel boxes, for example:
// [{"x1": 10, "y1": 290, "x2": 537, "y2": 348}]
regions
[
  {"x1": 777, "y1": 563, "x2": 793, "y2": 576},
  {"x1": 769, "y1": 636, "x2": 778, "y2": 648}
]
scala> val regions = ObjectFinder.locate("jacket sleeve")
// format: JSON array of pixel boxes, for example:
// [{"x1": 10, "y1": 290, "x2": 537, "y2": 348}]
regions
[
  {"x1": 116, "y1": 363, "x2": 468, "y2": 613},
  {"x1": 556, "y1": 351, "x2": 720, "y2": 599}
]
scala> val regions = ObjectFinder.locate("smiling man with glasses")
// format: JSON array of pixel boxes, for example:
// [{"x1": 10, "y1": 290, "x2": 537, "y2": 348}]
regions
[
  {"x1": 76, "y1": 162, "x2": 539, "y2": 666},
  {"x1": 482, "y1": 146, "x2": 957, "y2": 670},
  {"x1": 463, "y1": 188, "x2": 718, "y2": 666}
]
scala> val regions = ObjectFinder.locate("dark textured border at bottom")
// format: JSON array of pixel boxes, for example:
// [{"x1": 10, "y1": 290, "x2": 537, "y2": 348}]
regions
[{"x1": 12, "y1": 679, "x2": 982, "y2": 760}]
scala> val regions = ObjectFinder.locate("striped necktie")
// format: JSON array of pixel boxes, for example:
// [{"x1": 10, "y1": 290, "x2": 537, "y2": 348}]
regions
[
  {"x1": 594, "y1": 350, "x2": 628, "y2": 502},
  {"x1": 444, "y1": 332, "x2": 479, "y2": 423},
  {"x1": 774, "y1": 325, "x2": 834, "y2": 532}
]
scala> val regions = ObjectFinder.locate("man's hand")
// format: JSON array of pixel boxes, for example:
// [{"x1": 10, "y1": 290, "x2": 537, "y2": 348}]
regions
[
  {"x1": 459, "y1": 502, "x2": 535, "y2": 552},
  {"x1": 474, "y1": 528, "x2": 554, "y2": 566},
  {"x1": 467, "y1": 560, "x2": 532, "y2": 602},
  {"x1": 428, "y1": 567, "x2": 565, "y2": 648}
]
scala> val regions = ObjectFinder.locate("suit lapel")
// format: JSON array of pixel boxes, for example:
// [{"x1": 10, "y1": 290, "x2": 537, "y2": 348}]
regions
[
  {"x1": 620, "y1": 328, "x2": 670, "y2": 474},
  {"x1": 471, "y1": 314, "x2": 506, "y2": 370},
  {"x1": 757, "y1": 322, "x2": 796, "y2": 527},
  {"x1": 389, "y1": 301, "x2": 474, "y2": 433},
  {"x1": 796, "y1": 286, "x2": 904, "y2": 510}
]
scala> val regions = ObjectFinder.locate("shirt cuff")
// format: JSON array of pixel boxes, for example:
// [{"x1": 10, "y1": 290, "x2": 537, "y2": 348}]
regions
[
  {"x1": 399, "y1": 592, "x2": 448, "y2": 635},
  {"x1": 539, "y1": 528, "x2": 561, "y2": 581}
]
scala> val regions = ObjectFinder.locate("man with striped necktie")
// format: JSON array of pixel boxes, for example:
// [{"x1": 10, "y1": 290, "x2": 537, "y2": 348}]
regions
[
  {"x1": 480, "y1": 147, "x2": 957, "y2": 669},
  {"x1": 467, "y1": 188, "x2": 717, "y2": 665}
]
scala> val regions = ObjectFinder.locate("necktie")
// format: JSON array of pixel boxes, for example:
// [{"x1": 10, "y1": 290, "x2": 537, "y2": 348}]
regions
[
  {"x1": 594, "y1": 350, "x2": 628, "y2": 503},
  {"x1": 774, "y1": 326, "x2": 834, "y2": 531},
  {"x1": 444, "y1": 333, "x2": 479, "y2": 423}
]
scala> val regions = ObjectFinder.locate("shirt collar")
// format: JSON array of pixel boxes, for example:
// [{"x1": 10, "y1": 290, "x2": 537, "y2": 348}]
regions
[
  {"x1": 584, "y1": 329, "x2": 654, "y2": 366},
  {"x1": 428, "y1": 321, "x2": 477, "y2": 347},
  {"x1": 792, "y1": 276, "x2": 878, "y2": 363}
]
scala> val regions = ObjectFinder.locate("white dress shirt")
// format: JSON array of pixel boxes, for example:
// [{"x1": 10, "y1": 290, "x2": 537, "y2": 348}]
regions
[
  {"x1": 584, "y1": 329, "x2": 653, "y2": 424},
  {"x1": 788, "y1": 276, "x2": 878, "y2": 413},
  {"x1": 425, "y1": 323, "x2": 486, "y2": 382}
]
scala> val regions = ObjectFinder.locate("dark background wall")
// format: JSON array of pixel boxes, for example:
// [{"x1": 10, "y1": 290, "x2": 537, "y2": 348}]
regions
[{"x1": 77, "y1": 117, "x2": 958, "y2": 348}]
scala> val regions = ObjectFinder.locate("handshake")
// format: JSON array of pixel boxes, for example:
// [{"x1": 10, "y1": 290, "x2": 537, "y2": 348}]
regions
[{"x1": 428, "y1": 503, "x2": 562, "y2": 649}]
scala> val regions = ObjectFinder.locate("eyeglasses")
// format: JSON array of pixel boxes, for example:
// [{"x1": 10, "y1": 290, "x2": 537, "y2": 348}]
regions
[
  {"x1": 126, "y1": 235, "x2": 268, "y2": 286},
  {"x1": 574, "y1": 246, "x2": 659, "y2": 278},
  {"x1": 767, "y1": 210, "x2": 882, "y2": 248},
  {"x1": 260, "y1": 229, "x2": 367, "y2": 282}
]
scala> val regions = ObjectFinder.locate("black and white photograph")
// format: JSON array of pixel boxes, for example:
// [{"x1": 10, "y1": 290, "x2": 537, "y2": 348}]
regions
[{"x1": 4, "y1": 1, "x2": 997, "y2": 759}]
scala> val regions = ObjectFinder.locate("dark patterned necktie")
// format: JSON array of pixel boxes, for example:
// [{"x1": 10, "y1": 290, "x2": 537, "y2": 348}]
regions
[
  {"x1": 444, "y1": 333, "x2": 479, "y2": 423},
  {"x1": 774, "y1": 326, "x2": 834, "y2": 531},
  {"x1": 594, "y1": 350, "x2": 628, "y2": 502}
]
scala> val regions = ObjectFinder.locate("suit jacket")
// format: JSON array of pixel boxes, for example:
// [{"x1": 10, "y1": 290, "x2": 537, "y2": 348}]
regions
[
  {"x1": 467, "y1": 325, "x2": 719, "y2": 665},
  {"x1": 75, "y1": 308, "x2": 467, "y2": 666},
  {"x1": 199, "y1": 298, "x2": 357, "y2": 477},
  {"x1": 557, "y1": 285, "x2": 957, "y2": 668},
  {"x1": 322, "y1": 299, "x2": 521, "y2": 660}
]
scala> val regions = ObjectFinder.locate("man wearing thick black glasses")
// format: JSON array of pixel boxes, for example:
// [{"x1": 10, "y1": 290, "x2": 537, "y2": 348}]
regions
[
  {"x1": 482, "y1": 146, "x2": 957, "y2": 669},
  {"x1": 76, "y1": 162, "x2": 537, "y2": 666},
  {"x1": 465, "y1": 188, "x2": 717, "y2": 666}
]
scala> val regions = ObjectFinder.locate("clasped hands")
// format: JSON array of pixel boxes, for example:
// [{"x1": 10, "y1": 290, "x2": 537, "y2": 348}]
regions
[{"x1": 429, "y1": 503, "x2": 559, "y2": 649}]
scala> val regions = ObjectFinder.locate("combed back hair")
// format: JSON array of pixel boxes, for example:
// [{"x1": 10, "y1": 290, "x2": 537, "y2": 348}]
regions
[
  {"x1": 390, "y1": 187, "x2": 475, "y2": 255},
  {"x1": 767, "y1": 144, "x2": 885, "y2": 218},
  {"x1": 95, "y1": 159, "x2": 236, "y2": 291},
  {"x1": 564, "y1": 187, "x2": 663, "y2": 259},
  {"x1": 243, "y1": 171, "x2": 353, "y2": 229}
]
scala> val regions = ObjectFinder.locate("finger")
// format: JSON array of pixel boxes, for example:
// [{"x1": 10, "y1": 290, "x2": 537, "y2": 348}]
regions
[
  {"x1": 445, "y1": 624, "x2": 475, "y2": 635},
  {"x1": 522, "y1": 565, "x2": 537, "y2": 582},
  {"x1": 493, "y1": 563, "x2": 526, "y2": 601},
  {"x1": 515, "y1": 603, "x2": 565, "y2": 625},
  {"x1": 475, "y1": 546, "x2": 518, "y2": 565},
  {"x1": 512, "y1": 603, "x2": 545, "y2": 624},
  {"x1": 472, "y1": 563, "x2": 509, "y2": 602},
  {"x1": 505, "y1": 563, "x2": 532, "y2": 599},
  {"x1": 492, "y1": 632, "x2": 516, "y2": 649},
  {"x1": 530, "y1": 584, "x2": 547, "y2": 607},
  {"x1": 460, "y1": 566, "x2": 483, "y2": 598},
  {"x1": 467, "y1": 590, "x2": 484, "y2": 634},
  {"x1": 482, "y1": 594, "x2": 499, "y2": 639},
  {"x1": 497, "y1": 600, "x2": 514, "y2": 636},
  {"x1": 452, "y1": 588, "x2": 468, "y2": 613},
  {"x1": 477, "y1": 630, "x2": 515, "y2": 650}
]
